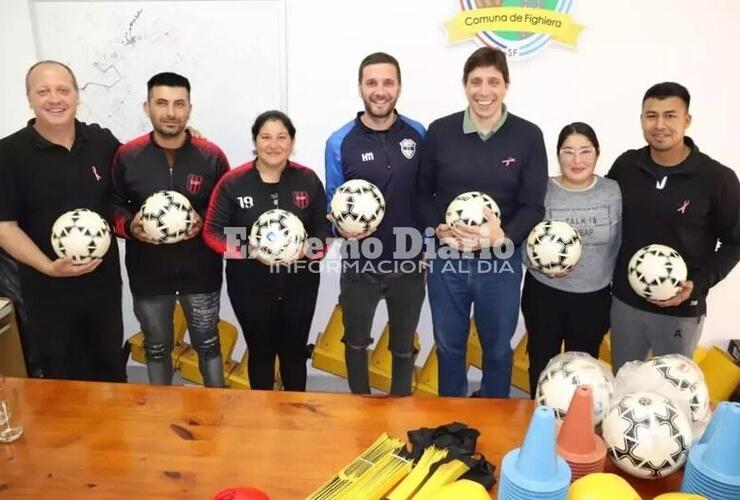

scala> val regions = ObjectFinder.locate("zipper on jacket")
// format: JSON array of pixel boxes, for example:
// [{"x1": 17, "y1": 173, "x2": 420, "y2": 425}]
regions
[{"x1": 379, "y1": 133, "x2": 391, "y2": 170}]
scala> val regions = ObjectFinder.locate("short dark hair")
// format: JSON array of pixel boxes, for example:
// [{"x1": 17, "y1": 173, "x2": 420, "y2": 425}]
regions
[
  {"x1": 462, "y1": 47, "x2": 509, "y2": 84},
  {"x1": 358, "y1": 52, "x2": 401, "y2": 85},
  {"x1": 557, "y1": 122, "x2": 600, "y2": 155},
  {"x1": 251, "y1": 110, "x2": 296, "y2": 141},
  {"x1": 25, "y1": 60, "x2": 78, "y2": 94},
  {"x1": 642, "y1": 82, "x2": 690, "y2": 110},
  {"x1": 147, "y1": 72, "x2": 191, "y2": 98}
]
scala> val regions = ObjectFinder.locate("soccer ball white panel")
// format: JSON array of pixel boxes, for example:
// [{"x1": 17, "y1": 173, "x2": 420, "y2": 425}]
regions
[
  {"x1": 330, "y1": 179, "x2": 385, "y2": 234},
  {"x1": 249, "y1": 209, "x2": 306, "y2": 265},
  {"x1": 602, "y1": 391, "x2": 693, "y2": 479},
  {"x1": 141, "y1": 190, "x2": 195, "y2": 244},
  {"x1": 50, "y1": 208, "x2": 112, "y2": 263},
  {"x1": 526, "y1": 220, "x2": 582, "y2": 273},
  {"x1": 628, "y1": 244, "x2": 688, "y2": 301},
  {"x1": 535, "y1": 353, "x2": 615, "y2": 425},
  {"x1": 641, "y1": 355, "x2": 710, "y2": 423},
  {"x1": 445, "y1": 191, "x2": 501, "y2": 227}
]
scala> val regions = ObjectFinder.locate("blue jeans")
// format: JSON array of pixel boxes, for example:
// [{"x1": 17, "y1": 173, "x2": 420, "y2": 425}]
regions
[
  {"x1": 133, "y1": 292, "x2": 224, "y2": 387},
  {"x1": 427, "y1": 248, "x2": 523, "y2": 398}
]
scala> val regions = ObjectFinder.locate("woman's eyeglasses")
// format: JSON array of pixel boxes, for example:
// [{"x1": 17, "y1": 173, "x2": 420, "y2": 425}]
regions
[{"x1": 559, "y1": 147, "x2": 596, "y2": 160}]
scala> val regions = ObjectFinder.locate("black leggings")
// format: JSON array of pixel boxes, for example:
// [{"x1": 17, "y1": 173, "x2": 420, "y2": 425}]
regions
[
  {"x1": 521, "y1": 272, "x2": 611, "y2": 398},
  {"x1": 228, "y1": 269, "x2": 319, "y2": 391}
]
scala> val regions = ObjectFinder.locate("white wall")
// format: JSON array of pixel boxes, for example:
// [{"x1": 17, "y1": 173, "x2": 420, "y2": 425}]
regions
[{"x1": 1, "y1": 0, "x2": 739, "y2": 370}]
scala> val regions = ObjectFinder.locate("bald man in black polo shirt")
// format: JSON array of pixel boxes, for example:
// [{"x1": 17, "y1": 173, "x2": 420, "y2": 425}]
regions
[{"x1": 0, "y1": 60, "x2": 125, "y2": 382}]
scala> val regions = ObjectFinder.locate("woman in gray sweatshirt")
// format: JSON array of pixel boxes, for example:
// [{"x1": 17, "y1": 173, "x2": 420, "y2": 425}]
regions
[{"x1": 521, "y1": 122, "x2": 622, "y2": 398}]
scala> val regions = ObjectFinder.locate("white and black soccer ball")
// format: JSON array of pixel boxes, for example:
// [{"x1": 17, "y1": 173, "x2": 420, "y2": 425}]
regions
[
  {"x1": 628, "y1": 244, "x2": 688, "y2": 301},
  {"x1": 50, "y1": 208, "x2": 111, "y2": 264},
  {"x1": 330, "y1": 179, "x2": 385, "y2": 234},
  {"x1": 249, "y1": 209, "x2": 306, "y2": 265},
  {"x1": 527, "y1": 220, "x2": 582, "y2": 274},
  {"x1": 445, "y1": 191, "x2": 501, "y2": 227},
  {"x1": 140, "y1": 190, "x2": 194, "y2": 244},
  {"x1": 602, "y1": 391, "x2": 693, "y2": 479},
  {"x1": 641, "y1": 355, "x2": 710, "y2": 423},
  {"x1": 535, "y1": 352, "x2": 615, "y2": 425}
]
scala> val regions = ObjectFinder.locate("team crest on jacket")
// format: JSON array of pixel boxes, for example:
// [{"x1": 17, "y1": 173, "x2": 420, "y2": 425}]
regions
[
  {"x1": 187, "y1": 174, "x2": 204, "y2": 194},
  {"x1": 292, "y1": 191, "x2": 309, "y2": 209},
  {"x1": 399, "y1": 138, "x2": 417, "y2": 160}
]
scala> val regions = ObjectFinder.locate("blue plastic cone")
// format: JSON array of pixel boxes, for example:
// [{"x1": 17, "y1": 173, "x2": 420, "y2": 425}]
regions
[
  {"x1": 499, "y1": 405, "x2": 571, "y2": 499},
  {"x1": 516, "y1": 406, "x2": 560, "y2": 482},
  {"x1": 702, "y1": 402, "x2": 740, "y2": 476},
  {"x1": 698, "y1": 401, "x2": 731, "y2": 445}
]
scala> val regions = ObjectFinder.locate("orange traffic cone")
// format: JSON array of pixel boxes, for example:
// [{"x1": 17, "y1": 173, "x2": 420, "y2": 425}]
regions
[{"x1": 557, "y1": 385, "x2": 607, "y2": 481}]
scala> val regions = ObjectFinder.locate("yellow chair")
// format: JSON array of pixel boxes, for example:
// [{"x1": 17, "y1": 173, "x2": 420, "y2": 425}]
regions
[
  {"x1": 511, "y1": 334, "x2": 530, "y2": 393},
  {"x1": 310, "y1": 304, "x2": 348, "y2": 378},
  {"x1": 598, "y1": 332, "x2": 612, "y2": 365},
  {"x1": 368, "y1": 325, "x2": 421, "y2": 393},
  {"x1": 176, "y1": 319, "x2": 239, "y2": 386},
  {"x1": 466, "y1": 321, "x2": 483, "y2": 369},
  {"x1": 699, "y1": 346, "x2": 740, "y2": 404},
  {"x1": 126, "y1": 301, "x2": 191, "y2": 366},
  {"x1": 226, "y1": 350, "x2": 282, "y2": 390},
  {"x1": 414, "y1": 345, "x2": 440, "y2": 397},
  {"x1": 415, "y1": 344, "x2": 473, "y2": 397}
]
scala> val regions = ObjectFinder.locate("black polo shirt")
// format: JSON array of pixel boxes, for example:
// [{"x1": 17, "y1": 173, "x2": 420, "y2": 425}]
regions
[{"x1": 0, "y1": 119, "x2": 122, "y2": 303}]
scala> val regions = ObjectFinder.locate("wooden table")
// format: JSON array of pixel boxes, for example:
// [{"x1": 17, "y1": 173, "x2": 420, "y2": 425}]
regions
[{"x1": 0, "y1": 378, "x2": 683, "y2": 499}]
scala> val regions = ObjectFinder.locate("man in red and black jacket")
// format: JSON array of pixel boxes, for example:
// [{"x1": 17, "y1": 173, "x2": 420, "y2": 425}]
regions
[{"x1": 111, "y1": 72, "x2": 230, "y2": 387}]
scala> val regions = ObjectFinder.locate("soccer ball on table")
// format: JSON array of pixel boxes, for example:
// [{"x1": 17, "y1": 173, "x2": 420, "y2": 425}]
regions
[
  {"x1": 602, "y1": 391, "x2": 693, "y2": 479},
  {"x1": 50, "y1": 208, "x2": 112, "y2": 263},
  {"x1": 535, "y1": 352, "x2": 615, "y2": 426}
]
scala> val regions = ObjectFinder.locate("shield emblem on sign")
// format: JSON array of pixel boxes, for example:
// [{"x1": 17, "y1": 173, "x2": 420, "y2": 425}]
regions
[{"x1": 399, "y1": 138, "x2": 417, "y2": 160}]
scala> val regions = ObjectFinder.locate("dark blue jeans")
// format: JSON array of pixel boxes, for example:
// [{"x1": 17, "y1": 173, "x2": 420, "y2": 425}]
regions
[
  {"x1": 133, "y1": 292, "x2": 224, "y2": 387},
  {"x1": 427, "y1": 248, "x2": 523, "y2": 398}
]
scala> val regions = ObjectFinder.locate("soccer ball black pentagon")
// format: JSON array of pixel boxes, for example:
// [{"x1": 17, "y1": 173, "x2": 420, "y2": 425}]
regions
[
  {"x1": 642, "y1": 354, "x2": 710, "y2": 423},
  {"x1": 535, "y1": 352, "x2": 614, "y2": 425},
  {"x1": 249, "y1": 209, "x2": 306, "y2": 265},
  {"x1": 445, "y1": 191, "x2": 501, "y2": 227},
  {"x1": 628, "y1": 244, "x2": 687, "y2": 301},
  {"x1": 330, "y1": 179, "x2": 385, "y2": 234},
  {"x1": 141, "y1": 190, "x2": 194, "y2": 244},
  {"x1": 50, "y1": 208, "x2": 111, "y2": 263},
  {"x1": 527, "y1": 220, "x2": 582, "y2": 274},
  {"x1": 602, "y1": 391, "x2": 692, "y2": 479}
]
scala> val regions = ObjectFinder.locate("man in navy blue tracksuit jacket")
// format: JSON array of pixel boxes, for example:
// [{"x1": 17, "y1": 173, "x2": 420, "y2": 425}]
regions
[{"x1": 325, "y1": 53, "x2": 426, "y2": 396}]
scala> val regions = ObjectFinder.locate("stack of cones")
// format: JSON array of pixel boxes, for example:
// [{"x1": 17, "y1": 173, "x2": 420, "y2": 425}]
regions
[
  {"x1": 556, "y1": 386, "x2": 607, "y2": 481},
  {"x1": 499, "y1": 406, "x2": 571, "y2": 499},
  {"x1": 681, "y1": 401, "x2": 740, "y2": 499}
]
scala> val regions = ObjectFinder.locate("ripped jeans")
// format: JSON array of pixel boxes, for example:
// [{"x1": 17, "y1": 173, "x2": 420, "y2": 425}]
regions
[
  {"x1": 339, "y1": 268, "x2": 426, "y2": 396},
  {"x1": 133, "y1": 292, "x2": 224, "y2": 387}
]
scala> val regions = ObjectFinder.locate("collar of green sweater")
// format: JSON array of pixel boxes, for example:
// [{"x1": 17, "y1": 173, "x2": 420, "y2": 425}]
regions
[{"x1": 462, "y1": 104, "x2": 508, "y2": 141}]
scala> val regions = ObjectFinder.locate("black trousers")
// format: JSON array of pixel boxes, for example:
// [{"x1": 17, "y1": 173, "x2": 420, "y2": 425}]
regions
[
  {"x1": 24, "y1": 289, "x2": 126, "y2": 382},
  {"x1": 228, "y1": 268, "x2": 319, "y2": 391},
  {"x1": 521, "y1": 272, "x2": 611, "y2": 398}
]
